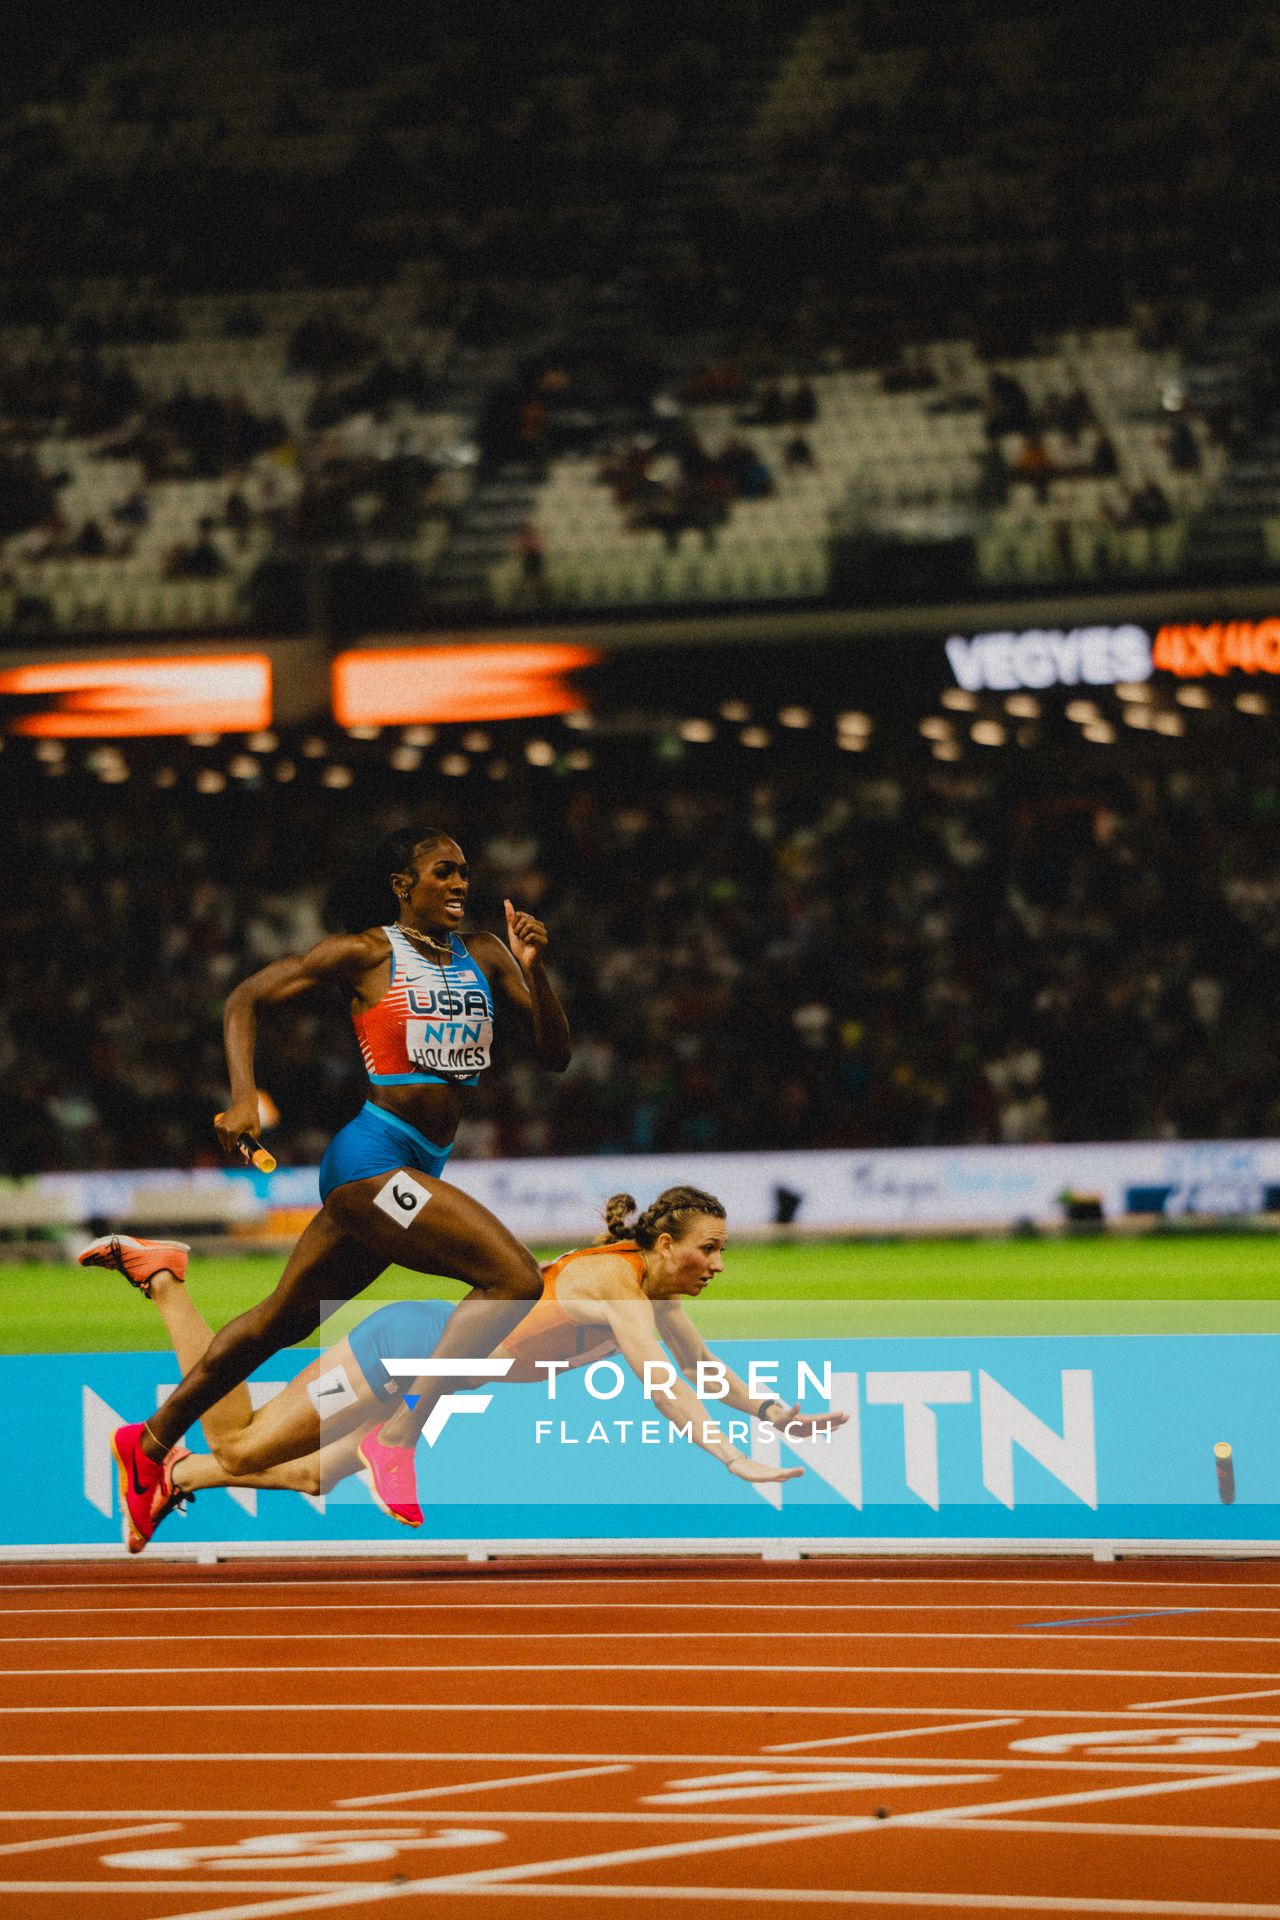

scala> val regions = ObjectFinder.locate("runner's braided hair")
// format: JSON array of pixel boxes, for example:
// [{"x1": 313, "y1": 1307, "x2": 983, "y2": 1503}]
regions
[{"x1": 601, "y1": 1186, "x2": 726, "y2": 1247}]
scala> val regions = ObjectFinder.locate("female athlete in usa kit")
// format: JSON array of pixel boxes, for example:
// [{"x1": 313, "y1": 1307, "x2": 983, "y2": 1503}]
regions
[{"x1": 101, "y1": 824, "x2": 571, "y2": 1550}]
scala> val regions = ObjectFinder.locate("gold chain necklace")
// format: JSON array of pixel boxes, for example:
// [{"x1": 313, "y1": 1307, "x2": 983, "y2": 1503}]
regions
[{"x1": 394, "y1": 920, "x2": 453, "y2": 959}]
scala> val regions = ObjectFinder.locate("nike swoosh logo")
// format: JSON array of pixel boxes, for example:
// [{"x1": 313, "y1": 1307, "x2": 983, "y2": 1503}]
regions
[
  {"x1": 316, "y1": 1383, "x2": 346, "y2": 1397},
  {"x1": 131, "y1": 1457, "x2": 151, "y2": 1498}
]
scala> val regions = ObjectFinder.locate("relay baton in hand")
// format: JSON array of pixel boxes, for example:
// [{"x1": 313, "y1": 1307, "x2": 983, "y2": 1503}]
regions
[{"x1": 215, "y1": 1112, "x2": 277, "y2": 1173}]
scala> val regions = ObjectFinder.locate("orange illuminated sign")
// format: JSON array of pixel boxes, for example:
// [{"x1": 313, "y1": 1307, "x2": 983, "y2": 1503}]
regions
[
  {"x1": 332, "y1": 643, "x2": 598, "y2": 726},
  {"x1": 0, "y1": 655, "x2": 272, "y2": 736},
  {"x1": 1153, "y1": 620, "x2": 1280, "y2": 678}
]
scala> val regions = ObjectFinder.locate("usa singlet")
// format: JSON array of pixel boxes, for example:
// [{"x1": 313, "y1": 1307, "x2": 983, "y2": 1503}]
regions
[{"x1": 353, "y1": 925, "x2": 496, "y2": 1088}]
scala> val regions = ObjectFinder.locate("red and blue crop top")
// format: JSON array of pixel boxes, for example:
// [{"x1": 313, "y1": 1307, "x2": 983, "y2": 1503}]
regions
[{"x1": 353, "y1": 925, "x2": 496, "y2": 1087}]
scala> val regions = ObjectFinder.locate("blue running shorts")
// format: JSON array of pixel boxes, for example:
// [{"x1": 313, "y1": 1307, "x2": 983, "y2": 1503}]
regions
[
  {"x1": 318, "y1": 1100, "x2": 452, "y2": 1204},
  {"x1": 347, "y1": 1297, "x2": 455, "y2": 1400}
]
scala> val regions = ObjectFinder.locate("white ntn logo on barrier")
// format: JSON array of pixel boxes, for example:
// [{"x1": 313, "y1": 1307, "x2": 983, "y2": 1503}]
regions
[
  {"x1": 945, "y1": 624, "x2": 1152, "y2": 691},
  {"x1": 751, "y1": 1368, "x2": 1096, "y2": 1514}
]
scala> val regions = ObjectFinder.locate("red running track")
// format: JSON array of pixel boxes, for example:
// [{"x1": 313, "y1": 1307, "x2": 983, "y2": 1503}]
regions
[{"x1": 2, "y1": 1556, "x2": 1280, "y2": 1919}]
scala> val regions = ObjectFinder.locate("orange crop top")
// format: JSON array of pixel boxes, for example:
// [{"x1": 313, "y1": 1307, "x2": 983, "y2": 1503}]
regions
[{"x1": 495, "y1": 1240, "x2": 646, "y2": 1383}]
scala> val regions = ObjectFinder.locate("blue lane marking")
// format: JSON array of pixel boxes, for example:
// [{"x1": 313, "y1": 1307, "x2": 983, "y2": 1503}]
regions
[{"x1": 1017, "y1": 1609, "x2": 1204, "y2": 1631}]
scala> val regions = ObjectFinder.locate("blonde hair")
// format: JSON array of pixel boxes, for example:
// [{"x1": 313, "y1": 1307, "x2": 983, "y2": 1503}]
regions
[{"x1": 600, "y1": 1185, "x2": 726, "y2": 1249}]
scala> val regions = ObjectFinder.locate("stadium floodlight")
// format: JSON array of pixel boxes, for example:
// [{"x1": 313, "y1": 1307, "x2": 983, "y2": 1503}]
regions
[
  {"x1": 1083, "y1": 723, "x2": 1116, "y2": 744},
  {"x1": 321, "y1": 765, "x2": 354, "y2": 787},
  {"x1": 402, "y1": 725, "x2": 437, "y2": 745},
  {"x1": 971, "y1": 720, "x2": 1006, "y2": 746},
  {"x1": 273, "y1": 761, "x2": 297, "y2": 782},
  {"x1": 739, "y1": 726, "x2": 771, "y2": 748},
  {"x1": 1064, "y1": 700, "x2": 1100, "y2": 725},
  {"x1": 247, "y1": 731, "x2": 278, "y2": 752},
  {"x1": 1235, "y1": 691, "x2": 1269, "y2": 715},
  {"x1": 524, "y1": 739, "x2": 556, "y2": 765},
  {"x1": 837, "y1": 710, "x2": 871, "y2": 734},
  {"x1": 719, "y1": 699, "x2": 750, "y2": 722},
  {"x1": 932, "y1": 740, "x2": 962, "y2": 761},
  {"x1": 1175, "y1": 685, "x2": 1211, "y2": 709},
  {"x1": 440, "y1": 752, "x2": 471, "y2": 775},
  {"x1": 941, "y1": 688, "x2": 977, "y2": 711},
  {"x1": 678, "y1": 718, "x2": 715, "y2": 742},
  {"x1": 462, "y1": 730, "x2": 492, "y2": 752},
  {"x1": 1114, "y1": 683, "x2": 1150, "y2": 702},
  {"x1": 486, "y1": 758, "x2": 510, "y2": 779},
  {"x1": 301, "y1": 736, "x2": 328, "y2": 758},
  {"x1": 196, "y1": 769, "x2": 227, "y2": 793},
  {"x1": 347, "y1": 725, "x2": 382, "y2": 740},
  {"x1": 1004, "y1": 694, "x2": 1040, "y2": 719},
  {"x1": 389, "y1": 746, "x2": 422, "y2": 771},
  {"x1": 1152, "y1": 712, "x2": 1184, "y2": 736},
  {"x1": 778, "y1": 706, "x2": 812, "y2": 728},
  {"x1": 919, "y1": 717, "x2": 951, "y2": 740},
  {"x1": 153, "y1": 767, "x2": 178, "y2": 788}
]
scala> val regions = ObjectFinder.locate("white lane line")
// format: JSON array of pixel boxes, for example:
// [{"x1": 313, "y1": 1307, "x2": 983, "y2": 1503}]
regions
[
  {"x1": 8, "y1": 1699, "x2": 1280, "y2": 1721},
  {"x1": 766, "y1": 1717, "x2": 1022, "y2": 1752},
  {"x1": 0, "y1": 1822, "x2": 179, "y2": 1858},
  {"x1": 2, "y1": 1869, "x2": 1276, "y2": 1914},
  {"x1": 1130, "y1": 1686, "x2": 1280, "y2": 1712},
  {"x1": 10, "y1": 1600, "x2": 1280, "y2": 1618},
  {"x1": 139, "y1": 1768, "x2": 1280, "y2": 1920},
  {"x1": 0, "y1": 1751, "x2": 1263, "y2": 1778},
  {"x1": 9, "y1": 1574, "x2": 1280, "y2": 1594},
  {"x1": 0, "y1": 1884, "x2": 371, "y2": 1897},
  {"x1": 929, "y1": 1767, "x2": 1280, "y2": 1826},
  {"x1": 10, "y1": 1630, "x2": 1280, "y2": 1647},
  {"x1": 140, "y1": 1882, "x2": 1280, "y2": 1915},
  {"x1": 6, "y1": 1661, "x2": 1279, "y2": 1681},
  {"x1": 939, "y1": 1818, "x2": 1280, "y2": 1840},
  {"x1": 337, "y1": 1762, "x2": 632, "y2": 1808},
  {"x1": 0, "y1": 1812, "x2": 898, "y2": 1827}
]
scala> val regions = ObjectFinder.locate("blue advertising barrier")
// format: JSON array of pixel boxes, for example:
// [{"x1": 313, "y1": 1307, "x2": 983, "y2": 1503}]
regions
[{"x1": 1, "y1": 1334, "x2": 1277, "y2": 1555}]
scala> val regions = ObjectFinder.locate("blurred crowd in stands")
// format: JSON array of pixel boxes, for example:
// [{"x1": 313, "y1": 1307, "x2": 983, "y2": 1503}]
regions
[
  {"x1": 5, "y1": 1, "x2": 1280, "y2": 626},
  {"x1": 5, "y1": 748, "x2": 1279, "y2": 1175}
]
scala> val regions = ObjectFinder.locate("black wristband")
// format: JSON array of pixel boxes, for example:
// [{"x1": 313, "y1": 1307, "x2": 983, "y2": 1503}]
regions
[{"x1": 756, "y1": 1398, "x2": 784, "y2": 1423}]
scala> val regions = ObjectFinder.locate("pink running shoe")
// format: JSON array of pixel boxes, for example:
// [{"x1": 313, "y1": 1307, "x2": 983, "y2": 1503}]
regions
[
  {"x1": 80, "y1": 1234, "x2": 190, "y2": 1297},
  {"x1": 111, "y1": 1421, "x2": 166, "y2": 1553},
  {"x1": 357, "y1": 1422, "x2": 423, "y2": 1528},
  {"x1": 110, "y1": 1426, "x2": 194, "y2": 1555}
]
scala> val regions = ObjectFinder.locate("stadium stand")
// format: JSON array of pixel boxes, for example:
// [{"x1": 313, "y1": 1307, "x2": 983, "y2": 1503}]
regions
[
  {"x1": 3, "y1": 2, "x2": 1280, "y2": 635},
  {"x1": 4, "y1": 725, "x2": 1280, "y2": 1173}
]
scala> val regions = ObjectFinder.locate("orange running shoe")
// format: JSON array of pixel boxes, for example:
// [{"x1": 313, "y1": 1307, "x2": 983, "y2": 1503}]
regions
[
  {"x1": 79, "y1": 1234, "x2": 190, "y2": 1296},
  {"x1": 357, "y1": 1422, "x2": 423, "y2": 1528}
]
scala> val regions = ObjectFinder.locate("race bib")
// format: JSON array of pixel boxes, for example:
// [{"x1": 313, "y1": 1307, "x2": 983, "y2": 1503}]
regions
[
  {"x1": 373, "y1": 1170, "x2": 433, "y2": 1226},
  {"x1": 405, "y1": 1013, "x2": 494, "y2": 1076}
]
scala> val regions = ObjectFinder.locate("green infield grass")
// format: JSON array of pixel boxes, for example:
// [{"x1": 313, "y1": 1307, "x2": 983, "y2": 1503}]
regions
[{"x1": 1, "y1": 1230, "x2": 1277, "y2": 1355}]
